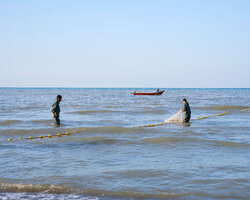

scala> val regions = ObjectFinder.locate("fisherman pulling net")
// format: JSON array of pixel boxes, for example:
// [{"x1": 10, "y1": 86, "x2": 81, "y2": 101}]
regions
[
  {"x1": 164, "y1": 110, "x2": 183, "y2": 123},
  {"x1": 164, "y1": 99, "x2": 191, "y2": 124}
]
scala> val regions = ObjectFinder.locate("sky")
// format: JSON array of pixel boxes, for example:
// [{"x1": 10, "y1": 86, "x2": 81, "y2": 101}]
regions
[{"x1": 0, "y1": 0, "x2": 249, "y2": 88}]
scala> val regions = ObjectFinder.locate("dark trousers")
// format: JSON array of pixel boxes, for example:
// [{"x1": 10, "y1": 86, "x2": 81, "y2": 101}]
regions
[
  {"x1": 54, "y1": 113, "x2": 60, "y2": 126},
  {"x1": 184, "y1": 114, "x2": 191, "y2": 123}
]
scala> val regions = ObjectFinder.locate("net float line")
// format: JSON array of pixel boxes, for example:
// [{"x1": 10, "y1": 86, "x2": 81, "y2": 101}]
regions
[
  {"x1": 133, "y1": 112, "x2": 228, "y2": 128},
  {"x1": 241, "y1": 108, "x2": 250, "y2": 112},
  {"x1": 8, "y1": 131, "x2": 79, "y2": 141},
  {"x1": 191, "y1": 112, "x2": 227, "y2": 120}
]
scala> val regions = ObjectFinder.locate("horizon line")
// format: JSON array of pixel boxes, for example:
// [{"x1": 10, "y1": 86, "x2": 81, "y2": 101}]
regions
[{"x1": 0, "y1": 87, "x2": 249, "y2": 89}]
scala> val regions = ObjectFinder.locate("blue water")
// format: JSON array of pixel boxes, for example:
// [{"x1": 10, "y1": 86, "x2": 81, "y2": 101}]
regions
[{"x1": 0, "y1": 88, "x2": 249, "y2": 200}]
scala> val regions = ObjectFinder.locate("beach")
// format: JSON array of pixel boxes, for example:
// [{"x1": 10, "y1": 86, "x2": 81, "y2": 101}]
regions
[{"x1": 0, "y1": 88, "x2": 249, "y2": 200}]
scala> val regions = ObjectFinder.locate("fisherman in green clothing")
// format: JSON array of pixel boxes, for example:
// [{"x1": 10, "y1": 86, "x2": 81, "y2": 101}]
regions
[
  {"x1": 181, "y1": 98, "x2": 191, "y2": 123},
  {"x1": 51, "y1": 95, "x2": 62, "y2": 126}
]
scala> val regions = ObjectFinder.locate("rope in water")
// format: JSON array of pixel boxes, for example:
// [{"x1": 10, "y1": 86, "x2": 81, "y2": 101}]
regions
[
  {"x1": 191, "y1": 112, "x2": 227, "y2": 120},
  {"x1": 133, "y1": 108, "x2": 249, "y2": 128},
  {"x1": 7, "y1": 108, "x2": 250, "y2": 140},
  {"x1": 241, "y1": 108, "x2": 250, "y2": 112},
  {"x1": 133, "y1": 112, "x2": 227, "y2": 128},
  {"x1": 7, "y1": 131, "x2": 78, "y2": 141}
]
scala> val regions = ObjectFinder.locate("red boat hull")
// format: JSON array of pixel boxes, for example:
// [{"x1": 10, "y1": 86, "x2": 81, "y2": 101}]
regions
[{"x1": 133, "y1": 90, "x2": 165, "y2": 95}]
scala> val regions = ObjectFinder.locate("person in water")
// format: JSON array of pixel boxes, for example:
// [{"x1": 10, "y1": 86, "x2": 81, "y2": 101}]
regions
[
  {"x1": 51, "y1": 95, "x2": 62, "y2": 126},
  {"x1": 181, "y1": 98, "x2": 191, "y2": 123}
]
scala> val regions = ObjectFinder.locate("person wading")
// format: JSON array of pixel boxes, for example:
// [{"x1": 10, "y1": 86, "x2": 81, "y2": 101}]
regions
[
  {"x1": 181, "y1": 98, "x2": 191, "y2": 123},
  {"x1": 51, "y1": 95, "x2": 62, "y2": 126}
]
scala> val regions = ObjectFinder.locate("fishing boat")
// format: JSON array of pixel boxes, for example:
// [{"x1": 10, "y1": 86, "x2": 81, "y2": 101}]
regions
[{"x1": 131, "y1": 90, "x2": 165, "y2": 96}]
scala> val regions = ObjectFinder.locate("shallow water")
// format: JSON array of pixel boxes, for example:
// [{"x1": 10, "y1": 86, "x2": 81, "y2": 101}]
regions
[{"x1": 0, "y1": 88, "x2": 249, "y2": 200}]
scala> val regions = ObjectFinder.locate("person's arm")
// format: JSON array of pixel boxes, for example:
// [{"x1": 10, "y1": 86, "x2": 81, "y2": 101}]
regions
[
  {"x1": 184, "y1": 103, "x2": 188, "y2": 111},
  {"x1": 181, "y1": 104, "x2": 187, "y2": 112},
  {"x1": 51, "y1": 101, "x2": 57, "y2": 118}
]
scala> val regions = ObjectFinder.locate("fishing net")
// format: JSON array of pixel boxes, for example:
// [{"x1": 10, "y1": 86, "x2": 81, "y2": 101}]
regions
[{"x1": 164, "y1": 110, "x2": 183, "y2": 123}]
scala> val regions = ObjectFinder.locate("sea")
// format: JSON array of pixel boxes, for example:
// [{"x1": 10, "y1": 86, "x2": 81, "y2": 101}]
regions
[{"x1": 0, "y1": 88, "x2": 249, "y2": 200}]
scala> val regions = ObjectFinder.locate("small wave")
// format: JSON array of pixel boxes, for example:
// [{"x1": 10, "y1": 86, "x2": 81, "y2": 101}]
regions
[
  {"x1": 73, "y1": 110, "x2": 120, "y2": 114},
  {"x1": 213, "y1": 140, "x2": 250, "y2": 148},
  {"x1": 112, "y1": 169, "x2": 166, "y2": 179},
  {"x1": 18, "y1": 106, "x2": 46, "y2": 111},
  {"x1": 71, "y1": 105, "x2": 83, "y2": 108},
  {"x1": 70, "y1": 135, "x2": 143, "y2": 145},
  {"x1": 72, "y1": 109, "x2": 168, "y2": 115},
  {"x1": 0, "y1": 128, "x2": 78, "y2": 136},
  {"x1": 142, "y1": 137, "x2": 200, "y2": 144},
  {"x1": 141, "y1": 137, "x2": 250, "y2": 148},
  {"x1": 198, "y1": 105, "x2": 248, "y2": 110},
  {"x1": 0, "y1": 181, "x2": 74, "y2": 194},
  {"x1": 0, "y1": 126, "x2": 152, "y2": 139},
  {"x1": 0, "y1": 120, "x2": 22, "y2": 126},
  {"x1": 0, "y1": 181, "x2": 190, "y2": 199},
  {"x1": 18, "y1": 106, "x2": 33, "y2": 111},
  {"x1": 134, "y1": 110, "x2": 168, "y2": 114},
  {"x1": 84, "y1": 126, "x2": 146, "y2": 134},
  {"x1": 74, "y1": 136, "x2": 119, "y2": 145},
  {"x1": 0, "y1": 119, "x2": 53, "y2": 127},
  {"x1": 0, "y1": 193, "x2": 97, "y2": 200},
  {"x1": 31, "y1": 120, "x2": 51, "y2": 124}
]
